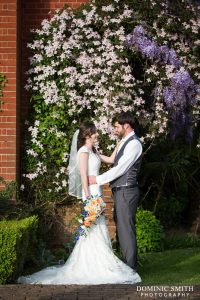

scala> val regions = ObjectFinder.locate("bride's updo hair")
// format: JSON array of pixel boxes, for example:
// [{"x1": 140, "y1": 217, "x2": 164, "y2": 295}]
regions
[{"x1": 77, "y1": 121, "x2": 97, "y2": 152}]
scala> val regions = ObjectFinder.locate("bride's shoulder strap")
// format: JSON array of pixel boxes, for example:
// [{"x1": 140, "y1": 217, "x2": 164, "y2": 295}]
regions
[{"x1": 79, "y1": 145, "x2": 90, "y2": 154}]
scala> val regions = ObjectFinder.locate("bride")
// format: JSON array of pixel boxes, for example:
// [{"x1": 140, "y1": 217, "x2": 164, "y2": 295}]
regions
[{"x1": 17, "y1": 122, "x2": 141, "y2": 285}]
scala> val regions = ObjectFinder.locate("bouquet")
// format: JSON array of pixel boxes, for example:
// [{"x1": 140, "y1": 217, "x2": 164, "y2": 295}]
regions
[{"x1": 74, "y1": 195, "x2": 106, "y2": 240}]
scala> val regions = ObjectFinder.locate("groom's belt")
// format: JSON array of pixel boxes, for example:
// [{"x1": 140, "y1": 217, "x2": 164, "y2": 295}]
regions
[{"x1": 111, "y1": 184, "x2": 138, "y2": 193}]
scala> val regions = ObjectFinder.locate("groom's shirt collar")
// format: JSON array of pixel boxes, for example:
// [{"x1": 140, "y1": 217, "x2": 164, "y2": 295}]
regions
[
  {"x1": 117, "y1": 130, "x2": 135, "y2": 153},
  {"x1": 121, "y1": 130, "x2": 135, "y2": 143}
]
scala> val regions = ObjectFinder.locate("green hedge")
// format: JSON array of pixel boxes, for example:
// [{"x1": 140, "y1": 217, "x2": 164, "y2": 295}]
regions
[
  {"x1": 0, "y1": 216, "x2": 38, "y2": 284},
  {"x1": 136, "y1": 209, "x2": 164, "y2": 253}
]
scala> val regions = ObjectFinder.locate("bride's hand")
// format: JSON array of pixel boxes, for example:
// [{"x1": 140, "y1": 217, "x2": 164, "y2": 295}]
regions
[
  {"x1": 99, "y1": 140, "x2": 122, "y2": 164},
  {"x1": 116, "y1": 140, "x2": 121, "y2": 151},
  {"x1": 88, "y1": 175, "x2": 97, "y2": 185}
]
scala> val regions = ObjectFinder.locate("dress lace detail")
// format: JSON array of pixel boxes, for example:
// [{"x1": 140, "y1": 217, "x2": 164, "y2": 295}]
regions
[{"x1": 17, "y1": 147, "x2": 141, "y2": 285}]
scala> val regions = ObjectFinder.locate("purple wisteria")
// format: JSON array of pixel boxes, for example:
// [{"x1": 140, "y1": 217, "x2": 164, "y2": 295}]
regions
[
  {"x1": 126, "y1": 25, "x2": 182, "y2": 68},
  {"x1": 163, "y1": 71, "x2": 199, "y2": 140},
  {"x1": 163, "y1": 71, "x2": 197, "y2": 110},
  {"x1": 126, "y1": 25, "x2": 200, "y2": 140}
]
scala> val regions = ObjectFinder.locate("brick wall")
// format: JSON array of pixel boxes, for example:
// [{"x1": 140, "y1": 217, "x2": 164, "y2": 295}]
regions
[
  {"x1": 0, "y1": 0, "x2": 17, "y2": 185},
  {"x1": 103, "y1": 184, "x2": 116, "y2": 240}
]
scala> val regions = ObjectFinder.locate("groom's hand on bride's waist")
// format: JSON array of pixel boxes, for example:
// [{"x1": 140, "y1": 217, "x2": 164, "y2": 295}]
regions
[{"x1": 88, "y1": 175, "x2": 97, "y2": 185}]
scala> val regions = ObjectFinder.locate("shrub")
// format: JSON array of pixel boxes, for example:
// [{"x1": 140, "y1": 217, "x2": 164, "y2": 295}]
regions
[
  {"x1": 155, "y1": 194, "x2": 188, "y2": 228},
  {"x1": 164, "y1": 232, "x2": 200, "y2": 250},
  {"x1": 0, "y1": 177, "x2": 17, "y2": 203},
  {"x1": 0, "y1": 216, "x2": 38, "y2": 284},
  {"x1": 136, "y1": 209, "x2": 164, "y2": 253}
]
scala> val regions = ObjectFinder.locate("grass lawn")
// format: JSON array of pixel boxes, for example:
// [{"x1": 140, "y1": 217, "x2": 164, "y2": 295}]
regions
[{"x1": 138, "y1": 247, "x2": 200, "y2": 284}]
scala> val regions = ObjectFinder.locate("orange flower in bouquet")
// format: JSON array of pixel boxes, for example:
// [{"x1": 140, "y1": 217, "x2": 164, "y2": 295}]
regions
[{"x1": 74, "y1": 195, "x2": 106, "y2": 240}]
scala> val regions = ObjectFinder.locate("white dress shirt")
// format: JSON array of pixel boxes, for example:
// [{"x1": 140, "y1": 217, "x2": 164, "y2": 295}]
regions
[{"x1": 96, "y1": 131, "x2": 142, "y2": 186}]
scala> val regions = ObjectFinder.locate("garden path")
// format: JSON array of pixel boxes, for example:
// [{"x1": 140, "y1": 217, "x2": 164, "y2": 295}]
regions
[{"x1": 0, "y1": 284, "x2": 200, "y2": 300}]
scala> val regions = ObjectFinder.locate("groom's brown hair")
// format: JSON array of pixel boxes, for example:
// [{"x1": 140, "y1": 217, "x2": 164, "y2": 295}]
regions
[{"x1": 113, "y1": 111, "x2": 135, "y2": 129}]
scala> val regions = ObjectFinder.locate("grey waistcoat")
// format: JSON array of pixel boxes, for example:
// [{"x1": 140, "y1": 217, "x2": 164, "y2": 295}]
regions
[{"x1": 110, "y1": 134, "x2": 142, "y2": 188}]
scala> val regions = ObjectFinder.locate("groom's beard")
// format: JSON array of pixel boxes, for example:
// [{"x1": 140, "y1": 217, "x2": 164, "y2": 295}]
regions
[
  {"x1": 117, "y1": 130, "x2": 125, "y2": 138},
  {"x1": 116, "y1": 134, "x2": 124, "y2": 139}
]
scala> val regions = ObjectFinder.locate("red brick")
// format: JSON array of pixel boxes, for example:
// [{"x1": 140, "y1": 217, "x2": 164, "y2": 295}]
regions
[
  {"x1": 1, "y1": 97, "x2": 16, "y2": 104},
  {"x1": 0, "y1": 0, "x2": 16, "y2": 4},
  {"x1": 7, "y1": 129, "x2": 16, "y2": 135},
  {"x1": 0, "y1": 128, "x2": 16, "y2": 138},
  {"x1": 0, "y1": 148, "x2": 16, "y2": 154},
  {"x1": 0, "y1": 110, "x2": 17, "y2": 117},
  {"x1": 0, "y1": 135, "x2": 16, "y2": 141},
  {"x1": 0, "y1": 23, "x2": 16, "y2": 30},
  {"x1": 0, "y1": 116, "x2": 16, "y2": 123},
  {"x1": 0, "y1": 42, "x2": 16, "y2": 48},
  {"x1": 0, "y1": 48, "x2": 16, "y2": 55},
  {"x1": 0, "y1": 35, "x2": 16, "y2": 42},
  {"x1": 0, "y1": 123, "x2": 16, "y2": 128},
  {"x1": 0, "y1": 54, "x2": 16, "y2": 60},
  {"x1": 0, "y1": 167, "x2": 16, "y2": 174},
  {"x1": 71, "y1": 3, "x2": 83, "y2": 9},
  {"x1": 0, "y1": 174, "x2": 16, "y2": 181},
  {"x1": 0, "y1": 104, "x2": 16, "y2": 112},
  {"x1": 6, "y1": 4, "x2": 16, "y2": 10},
  {"x1": 7, "y1": 28, "x2": 16, "y2": 34},
  {"x1": 3, "y1": 78, "x2": 16, "y2": 85},
  {"x1": 0, "y1": 161, "x2": 16, "y2": 167},
  {"x1": 0, "y1": 154, "x2": 16, "y2": 162},
  {"x1": 0, "y1": 16, "x2": 17, "y2": 23},
  {"x1": 1, "y1": 90, "x2": 16, "y2": 97},
  {"x1": 0, "y1": 10, "x2": 16, "y2": 16}
]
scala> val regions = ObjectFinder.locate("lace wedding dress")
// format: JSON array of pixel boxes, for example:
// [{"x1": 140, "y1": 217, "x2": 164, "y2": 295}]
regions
[{"x1": 17, "y1": 146, "x2": 141, "y2": 285}]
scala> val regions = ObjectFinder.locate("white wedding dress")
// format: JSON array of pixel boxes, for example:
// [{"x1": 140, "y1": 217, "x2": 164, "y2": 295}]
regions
[{"x1": 17, "y1": 146, "x2": 141, "y2": 285}]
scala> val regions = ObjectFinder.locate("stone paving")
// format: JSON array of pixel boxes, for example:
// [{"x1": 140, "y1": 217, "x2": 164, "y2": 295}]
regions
[{"x1": 0, "y1": 285, "x2": 200, "y2": 300}]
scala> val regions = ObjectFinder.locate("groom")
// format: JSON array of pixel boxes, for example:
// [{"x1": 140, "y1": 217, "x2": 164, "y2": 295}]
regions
[{"x1": 88, "y1": 111, "x2": 143, "y2": 271}]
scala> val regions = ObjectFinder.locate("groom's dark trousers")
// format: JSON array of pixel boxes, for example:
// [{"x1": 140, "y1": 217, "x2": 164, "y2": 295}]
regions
[
  {"x1": 110, "y1": 134, "x2": 142, "y2": 271},
  {"x1": 112, "y1": 185, "x2": 139, "y2": 271}
]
